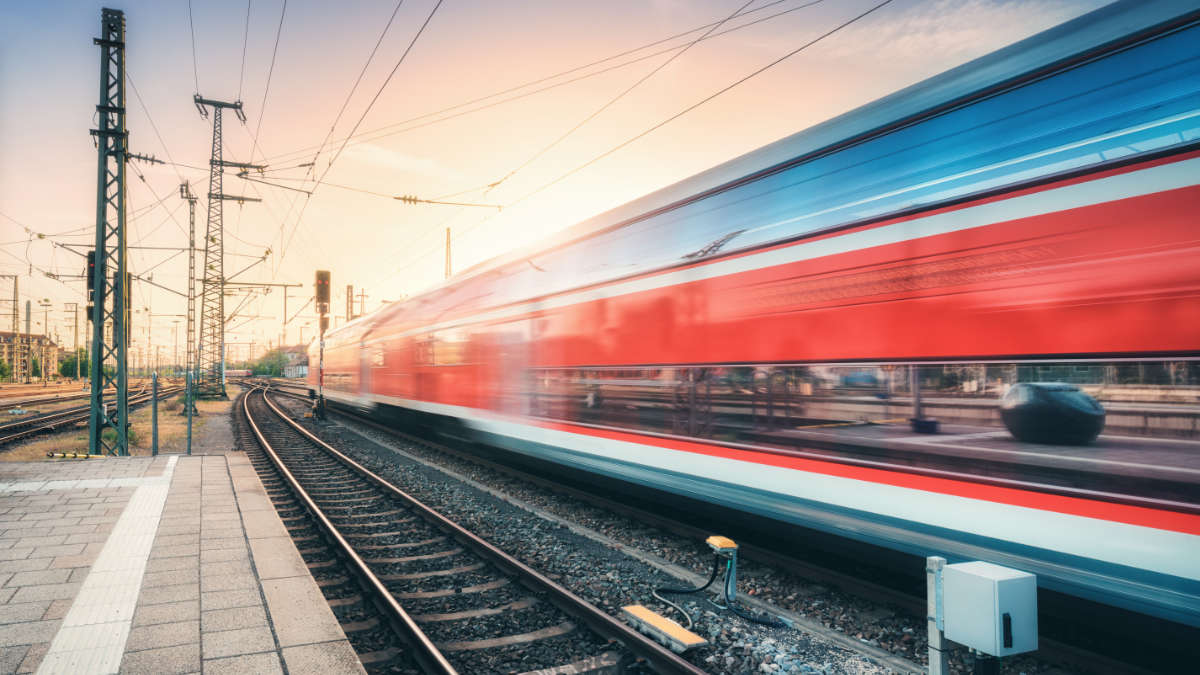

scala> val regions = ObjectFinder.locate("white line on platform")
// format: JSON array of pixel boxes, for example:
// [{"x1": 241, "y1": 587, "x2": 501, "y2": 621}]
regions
[{"x1": 36, "y1": 455, "x2": 178, "y2": 675}]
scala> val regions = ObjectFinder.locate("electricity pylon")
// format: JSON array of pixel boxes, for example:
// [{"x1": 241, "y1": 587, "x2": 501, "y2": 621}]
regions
[
  {"x1": 88, "y1": 7, "x2": 130, "y2": 455},
  {"x1": 192, "y1": 96, "x2": 263, "y2": 398}
]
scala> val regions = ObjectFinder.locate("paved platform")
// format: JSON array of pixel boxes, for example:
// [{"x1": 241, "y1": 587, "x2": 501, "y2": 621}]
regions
[{"x1": 0, "y1": 454, "x2": 364, "y2": 674}]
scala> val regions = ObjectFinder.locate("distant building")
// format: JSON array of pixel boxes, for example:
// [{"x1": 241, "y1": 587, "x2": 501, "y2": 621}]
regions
[
  {"x1": 280, "y1": 345, "x2": 308, "y2": 379},
  {"x1": 0, "y1": 331, "x2": 60, "y2": 382}
]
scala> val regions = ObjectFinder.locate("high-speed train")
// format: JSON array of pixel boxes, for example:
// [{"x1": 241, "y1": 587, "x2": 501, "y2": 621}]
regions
[{"x1": 312, "y1": 0, "x2": 1200, "y2": 627}]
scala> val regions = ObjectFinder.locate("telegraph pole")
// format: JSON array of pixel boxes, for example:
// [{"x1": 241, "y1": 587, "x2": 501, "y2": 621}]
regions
[
  {"x1": 280, "y1": 288, "x2": 298, "y2": 347},
  {"x1": 0, "y1": 276, "x2": 17, "y2": 383},
  {"x1": 180, "y1": 183, "x2": 198, "y2": 383},
  {"x1": 65, "y1": 303, "x2": 79, "y2": 380},
  {"x1": 24, "y1": 300, "x2": 31, "y2": 383},
  {"x1": 355, "y1": 288, "x2": 368, "y2": 318},
  {"x1": 39, "y1": 300, "x2": 51, "y2": 383},
  {"x1": 445, "y1": 227, "x2": 452, "y2": 279},
  {"x1": 345, "y1": 285, "x2": 353, "y2": 321},
  {"x1": 88, "y1": 7, "x2": 130, "y2": 455},
  {"x1": 193, "y1": 96, "x2": 263, "y2": 398}
]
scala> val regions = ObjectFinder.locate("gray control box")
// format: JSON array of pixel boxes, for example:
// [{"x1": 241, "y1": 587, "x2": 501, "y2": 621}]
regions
[{"x1": 943, "y1": 561, "x2": 1037, "y2": 656}]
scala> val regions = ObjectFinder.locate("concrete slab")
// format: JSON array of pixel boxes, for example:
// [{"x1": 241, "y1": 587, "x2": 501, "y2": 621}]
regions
[{"x1": 1, "y1": 450, "x2": 362, "y2": 674}]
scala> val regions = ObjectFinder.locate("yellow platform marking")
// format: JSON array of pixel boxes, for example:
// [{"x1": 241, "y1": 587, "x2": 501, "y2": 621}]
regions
[{"x1": 622, "y1": 604, "x2": 707, "y2": 652}]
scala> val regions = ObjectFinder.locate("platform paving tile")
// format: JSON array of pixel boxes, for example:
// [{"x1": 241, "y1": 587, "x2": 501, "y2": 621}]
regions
[
  {"x1": 199, "y1": 588, "x2": 261, "y2": 611},
  {"x1": 202, "y1": 650, "x2": 283, "y2": 675},
  {"x1": 0, "y1": 619, "x2": 60, "y2": 648},
  {"x1": 3, "y1": 452, "x2": 364, "y2": 673},
  {"x1": 16, "y1": 642, "x2": 47, "y2": 673},
  {"x1": 119, "y1": 642, "x2": 200, "y2": 674},
  {"x1": 0, "y1": 603, "x2": 49, "y2": 626},
  {"x1": 0, "y1": 645, "x2": 28, "y2": 673},
  {"x1": 200, "y1": 605, "x2": 267, "y2": 633},
  {"x1": 201, "y1": 625, "x2": 275, "y2": 660},
  {"x1": 282, "y1": 641, "x2": 366, "y2": 675},
  {"x1": 133, "y1": 600, "x2": 201, "y2": 628},
  {"x1": 124, "y1": 619, "x2": 199, "y2": 652},
  {"x1": 199, "y1": 547, "x2": 249, "y2": 564},
  {"x1": 9, "y1": 581, "x2": 81, "y2": 603}
]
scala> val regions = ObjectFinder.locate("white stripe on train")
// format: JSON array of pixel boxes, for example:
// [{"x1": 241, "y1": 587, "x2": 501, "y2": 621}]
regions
[{"x1": 325, "y1": 388, "x2": 1199, "y2": 584}]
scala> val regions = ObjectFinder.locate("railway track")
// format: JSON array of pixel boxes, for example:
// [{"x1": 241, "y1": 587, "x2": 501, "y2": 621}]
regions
[
  {"x1": 0, "y1": 386, "x2": 179, "y2": 446},
  {"x1": 266, "y1": 383, "x2": 1185, "y2": 674},
  {"x1": 239, "y1": 385, "x2": 705, "y2": 675}
]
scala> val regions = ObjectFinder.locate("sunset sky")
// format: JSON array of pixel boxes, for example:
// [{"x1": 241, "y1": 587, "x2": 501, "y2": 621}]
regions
[{"x1": 0, "y1": 0, "x2": 1107, "y2": 364}]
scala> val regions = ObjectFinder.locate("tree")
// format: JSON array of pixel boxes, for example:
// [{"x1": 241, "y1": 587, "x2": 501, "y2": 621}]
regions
[
  {"x1": 0, "y1": 359, "x2": 9, "y2": 380},
  {"x1": 60, "y1": 350, "x2": 89, "y2": 378},
  {"x1": 31, "y1": 356, "x2": 40, "y2": 378},
  {"x1": 251, "y1": 349, "x2": 289, "y2": 377}
]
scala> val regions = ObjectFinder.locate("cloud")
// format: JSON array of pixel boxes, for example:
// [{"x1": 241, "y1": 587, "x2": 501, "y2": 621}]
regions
[{"x1": 341, "y1": 143, "x2": 463, "y2": 181}]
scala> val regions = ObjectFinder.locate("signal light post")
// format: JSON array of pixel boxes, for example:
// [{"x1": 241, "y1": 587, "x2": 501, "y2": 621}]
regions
[{"x1": 315, "y1": 270, "x2": 330, "y2": 419}]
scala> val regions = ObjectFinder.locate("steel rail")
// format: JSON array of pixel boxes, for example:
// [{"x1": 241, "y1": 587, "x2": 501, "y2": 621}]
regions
[
  {"x1": 256, "y1": 385, "x2": 706, "y2": 675},
  {"x1": 240, "y1": 387, "x2": 457, "y2": 675},
  {"x1": 0, "y1": 387, "x2": 181, "y2": 446},
  {"x1": 269, "y1": 385, "x2": 1172, "y2": 675}
]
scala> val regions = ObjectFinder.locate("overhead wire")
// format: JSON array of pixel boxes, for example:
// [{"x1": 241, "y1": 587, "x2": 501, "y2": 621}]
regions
[
  {"x1": 247, "y1": 0, "x2": 288, "y2": 165},
  {"x1": 276, "y1": 0, "x2": 446, "y2": 269},
  {"x1": 503, "y1": 0, "x2": 897, "y2": 212},
  {"x1": 239, "y1": 0, "x2": 252, "y2": 101},
  {"x1": 261, "y1": 0, "x2": 805, "y2": 166},
  {"x1": 303, "y1": 0, "x2": 407, "y2": 179},
  {"x1": 187, "y1": 0, "x2": 200, "y2": 94},
  {"x1": 395, "y1": 0, "x2": 896, "y2": 282},
  {"x1": 486, "y1": 0, "x2": 779, "y2": 193}
]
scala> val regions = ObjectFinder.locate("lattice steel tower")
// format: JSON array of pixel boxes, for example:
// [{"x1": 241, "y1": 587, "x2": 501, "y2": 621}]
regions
[
  {"x1": 88, "y1": 7, "x2": 130, "y2": 455},
  {"x1": 193, "y1": 96, "x2": 261, "y2": 398}
]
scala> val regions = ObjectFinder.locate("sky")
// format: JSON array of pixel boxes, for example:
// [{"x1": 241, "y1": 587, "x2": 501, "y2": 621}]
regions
[{"x1": 0, "y1": 0, "x2": 1109, "y2": 365}]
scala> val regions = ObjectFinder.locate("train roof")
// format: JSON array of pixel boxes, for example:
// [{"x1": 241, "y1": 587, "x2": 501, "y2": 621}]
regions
[
  {"x1": 330, "y1": 0, "x2": 1197, "y2": 341},
  {"x1": 448, "y1": 0, "x2": 1194, "y2": 283}
]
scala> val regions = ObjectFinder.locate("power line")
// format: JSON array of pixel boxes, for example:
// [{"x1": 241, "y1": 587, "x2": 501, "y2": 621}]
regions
[
  {"x1": 238, "y1": 0, "x2": 252, "y2": 100},
  {"x1": 277, "y1": 0, "x2": 445, "y2": 269},
  {"x1": 248, "y1": 0, "x2": 288, "y2": 164},
  {"x1": 187, "y1": 0, "x2": 200, "y2": 93},
  {"x1": 487, "y1": 0, "x2": 782, "y2": 193},
  {"x1": 261, "y1": 0, "x2": 808, "y2": 166},
  {"x1": 504, "y1": 0, "x2": 897, "y2": 212},
  {"x1": 127, "y1": 72, "x2": 187, "y2": 184},
  {"x1": 322, "y1": 0, "x2": 444, "y2": 174},
  {"x1": 401, "y1": 0, "x2": 896, "y2": 280},
  {"x1": 304, "y1": 0, "x2": 407, "y2": 178}
]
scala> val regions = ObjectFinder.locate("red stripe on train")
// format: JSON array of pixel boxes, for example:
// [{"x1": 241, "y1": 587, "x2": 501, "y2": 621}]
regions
[{"x1": 535, "y1": 418, "x2": 1200, "y2": 537}]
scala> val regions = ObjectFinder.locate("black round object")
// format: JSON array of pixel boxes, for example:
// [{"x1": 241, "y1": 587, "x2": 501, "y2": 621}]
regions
[{"x1": 1000, "y1": 382, "x2": 1105, "y2": 445}]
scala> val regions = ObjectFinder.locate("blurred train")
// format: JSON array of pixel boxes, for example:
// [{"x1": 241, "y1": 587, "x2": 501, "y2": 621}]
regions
[{"x1": 312, "y1": 0, "x2": 1200, "y2": 626}]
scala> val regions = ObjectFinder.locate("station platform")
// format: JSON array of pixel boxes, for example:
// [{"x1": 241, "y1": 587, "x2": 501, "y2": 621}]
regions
[{"x1": 0, "y1": 453, "x2": 364, "y2": 674}]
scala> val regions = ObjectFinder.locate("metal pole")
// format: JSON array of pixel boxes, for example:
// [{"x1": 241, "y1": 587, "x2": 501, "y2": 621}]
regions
[
  {"x1": 24, "y1": 300, "x2": 31, "y2": 383},
  {"x1": 926, "y1": 556, "x2": 949, "y2": 675},
  {"x1": 911, "y1": 364, "x2": 923, "y2": 421},
  {"x1": 72, "y1": 304, "x2": 79, "y2": 380},
  {"x1": 185, "y1": 370, "x2": 193, "y2": 455},
  {"x1": 151, "y1": 371, "x2": 158, "y2": 456}
]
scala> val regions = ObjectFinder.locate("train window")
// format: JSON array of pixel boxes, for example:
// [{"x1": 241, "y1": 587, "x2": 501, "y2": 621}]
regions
[
  {"x1": 432, "y1": 329, "x2": 470, "y2": 366},
  {"x1": 527, "y1": 366, "x2": 825, "y2": 442}
]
